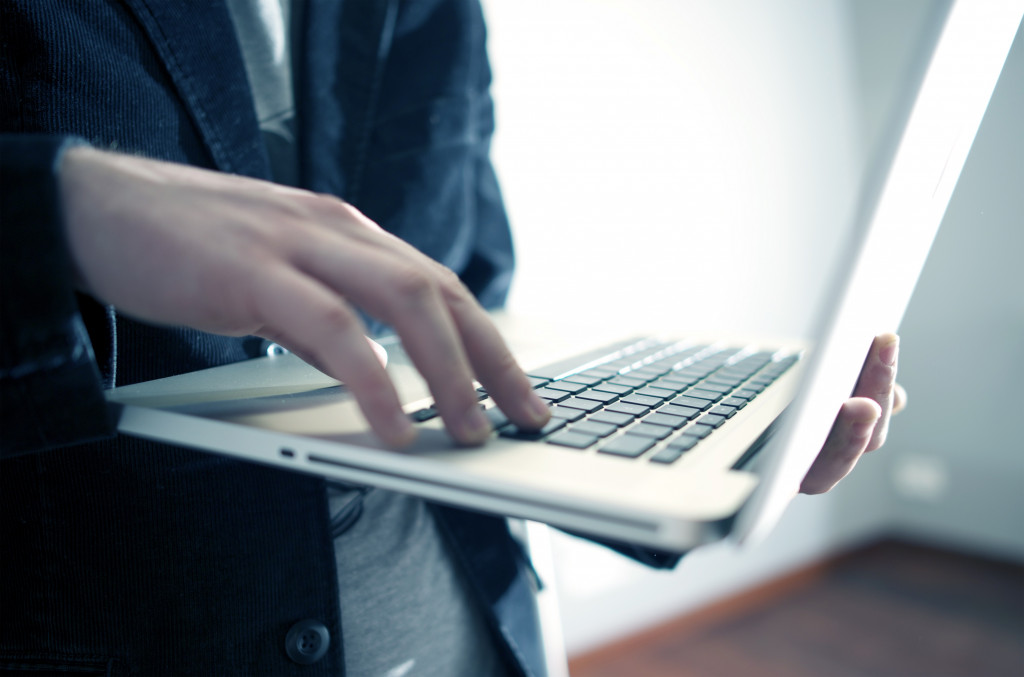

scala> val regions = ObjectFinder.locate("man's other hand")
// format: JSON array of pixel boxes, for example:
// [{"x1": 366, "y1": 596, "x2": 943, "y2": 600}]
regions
[{"x1": 800, "y1": 333, "x2": 907, "y2": 494}]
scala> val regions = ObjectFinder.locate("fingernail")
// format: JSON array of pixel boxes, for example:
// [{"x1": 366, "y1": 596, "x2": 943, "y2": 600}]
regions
[
  {"x1": 459, "y1": 406, "x2": 493, "y2": 444},
  {"x1": 879, "y1": 337, "x2": 899, "y2": 367}
]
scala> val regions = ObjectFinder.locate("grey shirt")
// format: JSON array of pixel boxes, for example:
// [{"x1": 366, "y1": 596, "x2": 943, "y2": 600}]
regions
[{"x1": 328, "y1": 486, "x2": 509, "y2": 676}]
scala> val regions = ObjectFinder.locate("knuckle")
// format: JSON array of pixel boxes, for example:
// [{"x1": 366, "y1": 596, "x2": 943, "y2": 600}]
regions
[
  {"x1": 318, "y1": 302, "x2": 358, "y2": 334},
  {"x1": 873, "y1": 380, "x2": 895, "y2": 401},
  {"x1": 437, "y1": 268, "x2": 474, "y2": 304},
  {"x1": 317, "y1": 192, "x2": 354, "y2": 218},
  {"x1": 389, "y1": 265, "x2": 438, "y2": 303},
  {"x1": 434, "y1": 263, "x2": 463, "y2": 287},
  {"x1": 314, "y1": 193, "x2": 378, "y2": 230},
  {"x1": 858, "y1": 360, "x2": 896, "y2": 400}
]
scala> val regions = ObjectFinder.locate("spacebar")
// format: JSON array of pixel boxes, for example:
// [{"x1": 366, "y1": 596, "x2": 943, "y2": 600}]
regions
[{"x1": 526, "y1": 337, "x2": 649, "y2": 380}]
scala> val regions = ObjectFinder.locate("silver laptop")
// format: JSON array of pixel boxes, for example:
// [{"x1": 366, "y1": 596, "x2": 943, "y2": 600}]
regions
[{"x1": 107, "y1": 1, "x2": 1021, "y2": 552}]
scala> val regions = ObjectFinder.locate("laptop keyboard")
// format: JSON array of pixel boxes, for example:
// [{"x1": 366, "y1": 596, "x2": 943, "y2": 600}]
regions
[{"x1": 413, "y1": 338, "x2": 798, "y2": 465}]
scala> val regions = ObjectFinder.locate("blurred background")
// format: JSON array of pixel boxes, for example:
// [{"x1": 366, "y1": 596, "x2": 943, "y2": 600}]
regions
[{"x1": 481, "y1": 0, "x2": 1023, "y2": 674}]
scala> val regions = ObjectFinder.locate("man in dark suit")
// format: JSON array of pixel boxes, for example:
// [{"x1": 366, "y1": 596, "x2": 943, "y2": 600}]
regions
[{"x1": 0, "y1": 1, "x2": 903, "y2": 674}]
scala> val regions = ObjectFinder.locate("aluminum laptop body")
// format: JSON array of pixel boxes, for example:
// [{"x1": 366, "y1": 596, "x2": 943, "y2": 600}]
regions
[{"x1": 108, "y1": 1, "x2": 1022, "y2": 552}]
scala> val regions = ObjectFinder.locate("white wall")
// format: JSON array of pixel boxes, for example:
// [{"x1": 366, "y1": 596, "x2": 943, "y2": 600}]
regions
[
  {"x1": 483, "y1": 0, "x2": 1023, "y2": 657},
  {"x1": 486, "y1": 0, "x2": 861, "y2": 338}
]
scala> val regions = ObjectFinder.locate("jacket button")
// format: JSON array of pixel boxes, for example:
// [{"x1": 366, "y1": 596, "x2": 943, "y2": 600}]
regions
[{"x1": 284, "y1": 619, "x2": 330, "y2": 665}]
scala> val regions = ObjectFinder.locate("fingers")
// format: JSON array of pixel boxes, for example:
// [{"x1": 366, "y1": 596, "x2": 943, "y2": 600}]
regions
[
  {"x1": 800, "y1": 333, "x2": 907, "y2": 494},
  {"x1": 852, "y1": 333, "x2": 899, "y2": 452},
  {"x1": 248, "y1": 266, "x2": 416, "y2": 448},
  {"x1": 800, "y1": 397, "x2": 881, "y2": 494},
  {"x1": 292, "y1": 207, "x2": 546, "y2": 445},
  {"x1": 317, "y1": 210, "x2": 549, "y2": 430},
  {"x1": 436, "y1": 269, "x2": 550, "y2": 429},
  {"x1": 381, "y1": 266, "x2": 494, "y2": 445},
  {"x1": 63, "y1": 149, "x2": 542, "y2": 448}
]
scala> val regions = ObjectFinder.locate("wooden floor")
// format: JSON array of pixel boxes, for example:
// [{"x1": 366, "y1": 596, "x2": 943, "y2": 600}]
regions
[{"x1": 568, "y1": 539, "x2": 1024, "y2": 677}]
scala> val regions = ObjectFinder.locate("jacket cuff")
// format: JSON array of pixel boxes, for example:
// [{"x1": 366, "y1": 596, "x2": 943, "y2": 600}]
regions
[{"x1": 1, "y1": 134, "x2": 115, "y2": 456}]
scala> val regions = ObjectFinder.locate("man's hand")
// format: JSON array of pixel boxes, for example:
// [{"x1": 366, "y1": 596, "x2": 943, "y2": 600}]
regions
[
  {"x1": 60, "y1": 147, "x2": 550, "y2": 447},
  {"x1": 800, "y1": 333, "x2": 907, "y2": 494}
]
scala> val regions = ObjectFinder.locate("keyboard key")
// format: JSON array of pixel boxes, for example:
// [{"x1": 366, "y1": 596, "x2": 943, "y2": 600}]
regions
[
  {"x1": 575, "y1": 389, "x2": 619, "y2": 405},
  {"x1": 649, "y1": 447, "x2": 686, "y2": 464},
  {"x1": 686, "y1": 423, "x2": 713, "y2": 439},
  {"x1": 569, "y1": 420, "x2": 619, "y2": 438},
  {"x1": 698, "y1": 414, "x2": 727, "y2": 428},
  {"x1": 660, "y1": 404, "x2": 701, "y2": 420},
  {"x1": 547, "y1": 431, "x2": 599, "y2": 449},
  {"x1": 578, "y1": 366, "x2": 618, "y2": 379},
  {"x1": 617, "y1": 372, "x2": 655, "y2": 385},
  {"x1": 410, "y1": 407, "x2": 438, "y2": 422},
  {"x1": 621, "y1": 394, "x2": 662, "y2": 408},
  {"x1": 722, "y1": 397, "x2": 749, "y2": 408},
  {"x1": 548, "y1": 406, "x2": 586, "y2": 422},
  {"x1": 732, "y1": 389, "x2": 760, "y2": 400},
  {"x1": 671, "y1": 396, "x2": 712, "y2": 411},
  {"x1": 685, "y1": 388, "x2": 724, "y2": 402},
  {"x1": 644, "y1": 413, "x2": 688, "y2": 429},
  {"x1": 607, "y1": 376, "x2": 647, "y2": 388},
  {"x1": 499, "y1": 417, "x2": 566, "y2": 441},
  {"x1": 709, "y1": 405, "x2": 738, "y2": 418},
  {"x1": 545, "y1": 380, "x2": 587, "y2": 395},
  {"x1": 592, "y1": 382, "x2": 633, "y2": 396},
  {"x1": 672, "y1": 368, "x2": 709, "y2": 381},
  {"x1": 659, "y1": 374, "x2": 700, "y2": 388},
  {"x1": 589, "y1": 411, "x2": 636, "y2": 427},
  {"x1": 704, "y1": 376, "x2": 743, "y2": 389},
  {"x1": 528, "y1": 376, "x2": 551, "y2": 389},
  {"x1": 627, "y1": 366, "x2": 669, "y2": 381},
  {"x1": 634, "y1": 386, "x2": 675, "y2": 401},
  {"x1": 599, "y1": 435, "x2": 655, "y2": 458},
  {"x1": 647, "y1": 378, "x2": 686, "y2": 392},
  {"x1": 558, "y1": 397, "x2": 604, "y2": 413},
  {"x1": 533, "y1": 387, "x2": 570, "y2": 403},
  {"x1": 606, "y1": 402, "x2": 651, "y2": 416},
  {"x1": 625, "y1": 423, "x2": 673, "y2": 440},
  {"x1": 666, "y1": 434, "x2": 700, "y2": 451},
  {"x1": 693, "y1": 382, "x2": 732, "y2": 395},
  {"x1": 562, "y1": 374, "x2": 604, "y2": 386}
]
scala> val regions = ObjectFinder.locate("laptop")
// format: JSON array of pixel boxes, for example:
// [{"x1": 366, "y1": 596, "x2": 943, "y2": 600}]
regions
[{"x1": 106, "y1": 0, "x2": 1022, "y2": 552}]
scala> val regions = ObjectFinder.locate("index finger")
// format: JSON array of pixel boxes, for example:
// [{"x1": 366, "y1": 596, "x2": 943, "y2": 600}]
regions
[
  {"x1": 248, "y1": 266, "x2": 416, "y2": 448},
  {"x1": 436, "y1": 272, "x2": 551, "y2": 431},
  {"x1": 296, "y1": 239, "x2": 501, "y2": 446}
]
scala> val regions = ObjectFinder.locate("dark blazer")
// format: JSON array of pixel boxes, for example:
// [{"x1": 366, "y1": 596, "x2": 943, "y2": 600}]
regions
[
  {"x1": 0, "y1": 2, "x2": 681, "y2": 674},
  {"x1": 0, "y1": 1, "x2": 540, "y2": 674}
]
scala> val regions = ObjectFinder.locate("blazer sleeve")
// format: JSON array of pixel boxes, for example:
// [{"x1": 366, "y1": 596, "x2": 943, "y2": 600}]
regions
[{"x1": 0, "y1": 134, "x2": 116, "y2": 457}]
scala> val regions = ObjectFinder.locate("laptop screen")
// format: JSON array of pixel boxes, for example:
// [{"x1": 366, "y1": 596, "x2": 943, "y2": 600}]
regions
[{"x1": 735, "y1": 0, "x2": 1023, "y2": 543}]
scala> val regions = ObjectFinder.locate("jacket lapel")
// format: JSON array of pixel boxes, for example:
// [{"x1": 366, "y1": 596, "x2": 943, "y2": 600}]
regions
[{"x1": 121, "y1": 0, "x2": 271, "y2": 179}]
